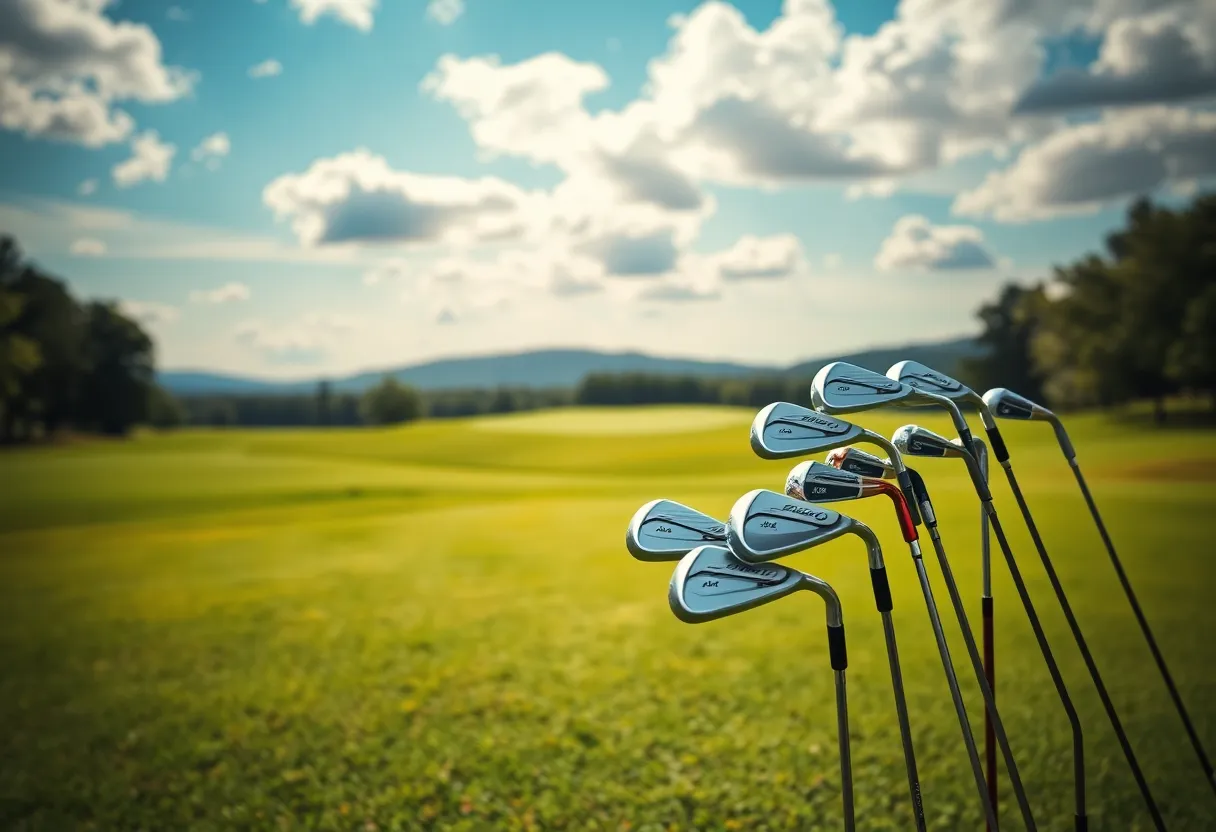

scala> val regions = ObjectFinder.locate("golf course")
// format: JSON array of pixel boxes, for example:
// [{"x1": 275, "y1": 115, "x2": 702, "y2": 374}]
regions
[{"x1": 2, "y1": 405, "x2": 1214, "y2": 831}]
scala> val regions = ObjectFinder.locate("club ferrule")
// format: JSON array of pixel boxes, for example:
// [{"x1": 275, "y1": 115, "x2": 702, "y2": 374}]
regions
[
  {"x1": 870, "y1": 566, "x2": 893, "y2": 613},
  {"x1": 985, "y1": 425, "x2": 1010, "y2": 463},
  {"x1": 828, "y1": 623, "x2": 848, "y2": 670}
]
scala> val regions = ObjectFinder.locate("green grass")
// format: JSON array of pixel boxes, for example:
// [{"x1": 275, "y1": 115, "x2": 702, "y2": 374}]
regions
[{"x1": 1, "y1": 405, "x2": 1215, "y2": 830}]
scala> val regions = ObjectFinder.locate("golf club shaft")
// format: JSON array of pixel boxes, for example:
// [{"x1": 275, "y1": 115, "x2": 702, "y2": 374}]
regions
[
  {"x1": 835, "y1": 669, "x2": 856, "y2": 832},
  {"x1": 1000, "y1": 462, "x2": 1165, "y2": 830},
  {"x1": 980, "y1": 494, "x2": 1088, "y2": 828},
  {"x1": 880, "y1": 611, "x2": 927, "y2": 831},
  {"x1": 981, "y1": 458, "x2": 997, "y2": 830},
  {"x1": 1070, "y1": 458, "x2": 1216, "y2": 796},
  {"x1": 910, "y1": 551, "x2": 1001, "y2": 830},
  {"x1": 921, "y1": 523, "x2": 1038, "y2": 832}
]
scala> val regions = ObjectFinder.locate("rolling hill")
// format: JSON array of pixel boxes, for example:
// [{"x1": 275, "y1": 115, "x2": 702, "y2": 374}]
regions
[{"x1": 158, "y1": 337, "x2": 983, "y2": 396}]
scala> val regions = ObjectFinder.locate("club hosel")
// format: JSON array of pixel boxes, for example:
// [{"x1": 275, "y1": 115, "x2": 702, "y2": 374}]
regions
[
  {"x1": 964, "y1": 454, "x2": 993, "y2": 502},
  {"x1": 906, "y1": 469, "x2": 937, "y2": 528},
  {"x1": 982, "y1": 424, "x2": 1010, "y2": 464},
  {"x1": 853, "y1": 522, "x2": 884, "y2": 571},
  {"x1": 1053, "y1": 419, "x2": 1077, "y2": 461},
  {"x1": 868, "y1": 430, "x2": 924, "y2": 529},
  {"x1": 827, "y1": 623, "x2": 848, "y2": 670}
]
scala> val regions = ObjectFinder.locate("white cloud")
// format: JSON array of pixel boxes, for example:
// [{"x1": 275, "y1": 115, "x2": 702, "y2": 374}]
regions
[
  {"x1": 166, "y1": 6, "x2": 190, "y2": 22},
  {"x1": 1016, "y1": 7, "x2": 1216, "y2": 113},
  {"x1": 427, "y1": 0, "x2": 464, "y2": 25},
  {"x1": 954, "y1": 106, "x2": 1216, "y2": 222},
  {"x1": 120, "y1": 300, "x2": 179, "y2": 326},
  {"x1": 190, "y1": 282, "x2": 251, "y2": 304},
  {"x1": 823, "y1": 252, "x2": 842, "y2": 269},
  {"x1": 263, "y1": 149, "x2": 539, "y2": 247},
  {"x1": 435, "y1": 307, "x2": 458, "y2": 325},
  {"x1": 236, "y1": 311, "x2": 362, "y2": 363},
  {"x1": 713, "y1": 233, "x2": 806, "y2": 280},
  {"x1": 248, "y1": 59, "x2": 282, "y2": 79},
  {"x1": 191, "y1": 131, "x2": 230, "y2": 170},
  {"x1": 112, "y1": 130, "x2": 176, "y2": 188},
  {"x1": 77, "y1": 178, "x2": 98, "y2": 196},
  {"x1": 0, "y1": 0, "x2": 194, "y2": 146},
  {"x1": 289, "y1": 0, "x2": 376, "y2": 31},
  {"x1": 70, "y1": 237, "x2": 106, "y2": 256},
  {"x1": 875, "y1": 215, "x2": 996, "y2": 271},
  {"x1": 638, "y1": 281, "x2": 721, "y2": 303}
]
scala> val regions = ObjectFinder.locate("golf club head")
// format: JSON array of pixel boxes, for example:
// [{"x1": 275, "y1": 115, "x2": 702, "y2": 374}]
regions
[
  {"x1": 785, "y1": 461, "x2": 865, "y2": 503},
  {"x1": 668, "y1": 544, "x2": 806, "y2": 624},
  {"x1": 982, "y1": 388, "x2": 1053, "y2": 421},
  {"x1": 727, "y1": 488, "x2": 853, "y2": 563},
  {"x1": 750, "y1": 402, "x2": 866, "y2": 460},
  {"x1": 826, "y1": 447, "x2": 895, "y2": 480},
  {"x1": 887, "y1": 360, "x2": 984, "y2": 409},
  {"x1": 810, "y1": 361, "x2": 914, "y2": 414},
  {"x1": 891, "y1": 424, "x2": 968, "y2": 459},
  {"x1": 626, "y1": 499, "x2": 727, "y2": 562}
]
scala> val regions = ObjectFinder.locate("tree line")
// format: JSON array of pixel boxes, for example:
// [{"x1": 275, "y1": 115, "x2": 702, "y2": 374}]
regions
[
  {"x1": 1, "y1": 237, "x2": 158, "y2": 442},
  {"x1": 2, "y1": 190, "x2": 1210, "y2": 441},
  {"x1": 959, "y1": 193, "x2": 1215, "y2": 421}
]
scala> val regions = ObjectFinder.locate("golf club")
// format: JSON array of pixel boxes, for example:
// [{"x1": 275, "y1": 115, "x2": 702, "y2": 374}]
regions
[
  {"x1": 626, "y1": 498, "x2": 726, "y2": 562},
  {"x1": 787, "y1": 461, "x2": 1036, "y2": 832},
  {"x1": 746, "y1": 405, "x2": 1001, "y2": 830},
  {"x1": 887, "y1": 362, "x2": 1166, "y2": 830},
  {"x1": 669, "y1": 544, "x2": 855, "y2": 831},
  {"x1": 726, "y1": 487, "x2": 927, "y2": 831},
  {"x1": 825, "y1": 446, "x2": 895, "y2": 480},
  {"x1": 894, "y1": 424, "x2": 1085, "y2": 831},
  {"x1": 986, "y1": 386, "x2": 1216, "y2": 799}
]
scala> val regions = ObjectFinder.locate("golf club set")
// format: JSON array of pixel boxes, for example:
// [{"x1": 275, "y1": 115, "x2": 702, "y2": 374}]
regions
[{"x1": 625, "y1": 360, "x2": 1215, "y2": 831}]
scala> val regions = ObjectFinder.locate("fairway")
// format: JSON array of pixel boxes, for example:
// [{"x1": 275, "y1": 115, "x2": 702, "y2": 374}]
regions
[{"x1": 2, "y1": 406, "x2": 1215, "y2": 831}]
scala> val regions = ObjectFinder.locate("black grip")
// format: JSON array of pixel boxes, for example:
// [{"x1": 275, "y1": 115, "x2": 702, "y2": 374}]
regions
[
  {"x1": 870, "y1": 567, "x2": 893, "y2": 613},
  {"x1": 895, "y1": 469, "x2": 922, "y2": 527},
  {"x1": 907, "y1": 469, "x2": 936, "y2": 528},
  {"x1": 985, "y1": 426, "x2": 1010, "y2": 463},
  {"x1": 1076, "y1": 814, "x2": 1087, "y2": 832},
  {"x1": 827, "y1": 624, "x2": 847, "y2": 670}
]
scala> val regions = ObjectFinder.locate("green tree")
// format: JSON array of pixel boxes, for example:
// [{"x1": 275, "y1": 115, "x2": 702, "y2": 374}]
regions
[
  {"x1": 360, "y1": 376, "x2": 424, "y2": 425},
  {"x1": 1167, "y1": 283, "x2": 1216, "y2": 406},
  {"x1": 0, "y1": 289, "x2": 43, "y2": 442},
  {"x1": 77, "y1": 302, "x2": 155, "y2": 436},
  {"x1": 147, "y1": 385, "x2": 187, "y2": 429},
  {"x1": 959, "y1": 282, "x2": 1047, "y2": 402},
  {"x1": 317, "y1": 380, "x2": 333, "y2": 426}
]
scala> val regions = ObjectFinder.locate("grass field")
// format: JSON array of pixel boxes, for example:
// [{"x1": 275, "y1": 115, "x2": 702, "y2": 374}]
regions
[{"x1": 1, "y1": 405, "x2": 1215, "y2": 831}]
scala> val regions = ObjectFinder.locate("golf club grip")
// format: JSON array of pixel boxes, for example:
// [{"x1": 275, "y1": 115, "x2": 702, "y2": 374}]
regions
[
  {"x1": 896, "y1": 469, "x2": 923, "y2": 527},
  {"x1": 983, "y1": 596, "x2": 997, "y2": 831},
  {"x1": 984, "y1": 426, "x2": 1010, "y2": 463},
  {"x1": 828, "y1": 624, "x2": 848, "y2": 671},
  {"x1": 870, "y1": 567, "x2": 893, "y2": 613}
]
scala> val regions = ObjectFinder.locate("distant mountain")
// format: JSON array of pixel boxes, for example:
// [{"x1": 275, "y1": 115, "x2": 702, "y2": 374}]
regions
[{"x1": 158, "y1": 338, "x2": 983, "y2": 396}]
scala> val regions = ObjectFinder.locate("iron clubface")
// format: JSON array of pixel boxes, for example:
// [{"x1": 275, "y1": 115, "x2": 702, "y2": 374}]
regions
[
  {"x1": 811, "y1": 361, "x2": 915, "y2": 414},
  {"x1": 982, "y1": 387, "x2": 1054, "y2": 422},
  {"x1": 887, "y1": 360, "x2": 985, "y2": 411},
  {"x1": 827, "y1": 447, "x2": 896, "y2": 479},
  {"x1": 668, "y1": 544, "x2": 816, "y2": 624},
  {"x1": 727, "y1": 488, "x2": 855, "y2": 564},
  {"x1": 626, "y1": 499, "x2": 726, "y2": 562},
  {"x1": 891, "y1": 424, "x2": 969, "y2": 460},
  {"x1": 751, "y1": 402, "x2": 866, "y2": 460}
]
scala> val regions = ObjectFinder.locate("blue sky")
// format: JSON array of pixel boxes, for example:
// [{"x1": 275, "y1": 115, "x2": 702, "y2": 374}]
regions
[{"x1": 2, "y1": 0, "x2": 1212, "y2": 378}]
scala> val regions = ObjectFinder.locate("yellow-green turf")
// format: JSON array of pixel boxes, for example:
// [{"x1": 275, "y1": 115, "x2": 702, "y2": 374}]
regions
[{"x1": 1, "y1": 406, "x2": 1215, "y2": 830}]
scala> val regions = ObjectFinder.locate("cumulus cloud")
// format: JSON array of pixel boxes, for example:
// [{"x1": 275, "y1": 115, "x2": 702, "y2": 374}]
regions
[
  {"x1": 191, "y1": 131, "x2": 230, "y2": 170},
  {"x1": 112, "y1": 130, "x2": 176, "y2": 187},
  {"x1": 0, "y1": 0, "x2": 193, "y2": 146},
  {"x1": 714, "y1": 233, "x2": 806, "y2": 280},
  {"x1": 190, "y1": 282, "x2": 251, "y2": 304},
  {"x1": 1016, "y1": 7, "x2": 1216, "y2": 113},
  {"x1": 576, "y1": 228, "x2": 680, "y2": 277},
  {"x1": 288, "y1": 0, "x2": 376, "y2": 31},
  {"x1": 70, "y1": 237, "x2": 106, "y2": 256},
  {"x1": 236, "y1": 311, "x2": 358, "y2": 363},
  {"x1": 119, "y1": 300, "x2": 179, "y2": 326},
  {"x1": 77, "y1": 178, "x2": 98, "y2": 196},
  {"x1": 427, "y1": 0, "x2": 464, "y2": 25},
  {"x1": 875, "y1": 215, "x2": 996, "y2": 271},
  {"x1": 166, "y1": 6, "x2": 189, "y2": 22},
  {"x1": 263, "y1": 149, "x2": 535, "y2": 246},
  {"x1": 248, "y1": 59, "x2": 282, "y2": 79},
  {"x1": 954, "y1": 106, "x2": 1216, "y2": 222},
  {"x1": 638, "y1": 281, "x2": 721, "y2": 302}
]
